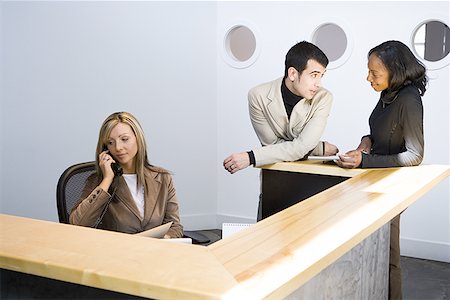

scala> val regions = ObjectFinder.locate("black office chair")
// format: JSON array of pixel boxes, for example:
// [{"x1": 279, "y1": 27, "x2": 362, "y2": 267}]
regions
[
  {"x1": 56, "y1": 161, "x2": 97, "y2": 224},
  {"x1": 56, "y1": 162, "x2": 210, "y2": 244}
]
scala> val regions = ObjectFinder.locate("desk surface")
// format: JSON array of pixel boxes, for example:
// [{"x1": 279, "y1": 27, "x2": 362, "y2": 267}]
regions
[{"x1": 1, "y1": 163, "x2": 449, "y2": 299}]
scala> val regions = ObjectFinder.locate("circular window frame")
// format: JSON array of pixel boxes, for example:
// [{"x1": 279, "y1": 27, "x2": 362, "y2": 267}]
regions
[
  {"x1": 221, "y1": 21, "x2": 261, "y2": 69},
  {"x1": 410, "y1": 17, "x2": 450, "y2": 70},
  {"x1": 311, "y1": 19, "x2": 353, "y2": 70}
]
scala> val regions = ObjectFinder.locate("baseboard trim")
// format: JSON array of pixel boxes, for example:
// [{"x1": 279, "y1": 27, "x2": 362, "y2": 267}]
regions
[{"x1": 401, "y1": 237, "x2": 450, "y2": 263}]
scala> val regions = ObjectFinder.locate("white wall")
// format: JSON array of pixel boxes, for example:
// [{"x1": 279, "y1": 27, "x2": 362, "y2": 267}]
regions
[
  {"x1": 0, "y1": 1, "x2": 219, "y2": 228},
  {"x1": 216, "y1": 1, "x2": 450, "y2": 262},
  {"x1": 1, "y1": 1, "x2": 449, "y2": 262}
]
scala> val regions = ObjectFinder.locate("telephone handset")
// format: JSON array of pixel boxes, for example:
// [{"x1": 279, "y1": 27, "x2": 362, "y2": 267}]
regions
[
  {"x1": 111, "y1": 162, "x2": 123, "y2": 177},
  {"x1": 102, "y1": 147, "x2": 123, "y2": 177},
  {"x1": 94, "y1": 147, "x2": 122, "y2": 229}
]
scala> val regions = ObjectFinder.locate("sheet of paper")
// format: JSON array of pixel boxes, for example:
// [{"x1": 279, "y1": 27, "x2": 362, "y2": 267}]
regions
[
  {"x1": 308, "y1": 155, "x2": 339, "y2": 161},
  {"x1": 161, "y1": 238, "x2": 193, "y2": 244},
  {"x1": 135, "y1": 221, "x2": 173, "y2": 238},
  {"x1": 222, "y1": 223, "x2": 253, "y2": 239}
]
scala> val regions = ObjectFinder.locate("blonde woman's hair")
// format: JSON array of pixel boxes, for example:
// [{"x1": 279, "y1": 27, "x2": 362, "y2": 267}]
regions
[{"x1": 95, "y1": 112, "x2": 162, "y2": 187}]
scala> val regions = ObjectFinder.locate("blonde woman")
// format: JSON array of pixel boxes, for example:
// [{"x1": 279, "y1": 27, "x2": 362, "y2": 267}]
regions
[{"x1": 70, "y1": 112, "x2": 183, "y2": 238}]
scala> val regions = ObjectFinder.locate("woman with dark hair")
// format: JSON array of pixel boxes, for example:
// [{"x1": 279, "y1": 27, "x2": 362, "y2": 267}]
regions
[
  {"x1": 337, "y1": 40, "x2": 428, "y2": 299},
  {"x1": 70, "y1": 112, "x2": 183, "y2": 238}
]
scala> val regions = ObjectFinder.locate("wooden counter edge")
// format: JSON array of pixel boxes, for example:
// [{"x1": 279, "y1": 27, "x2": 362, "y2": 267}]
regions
[
  {"x1": 0, "y1": 215, "x2": 239, "y2": 300},
  {"x1": 259, "y1": 160, "x2": 366, "y2": 177}
]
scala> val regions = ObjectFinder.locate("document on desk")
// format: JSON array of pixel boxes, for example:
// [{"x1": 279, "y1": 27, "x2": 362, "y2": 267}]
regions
[
  {"x1": 308, "y1": 155, "x2": 339, "y2": 161},
  {"x1": 222, "y1": 223, "x2": 253, "y2": 239},
  {"x1": 162, "y1": 238, "x2": 192, "y2": 244},
  {"x1": 135, "y1": 221, "x2": 172, "y2": 238}
]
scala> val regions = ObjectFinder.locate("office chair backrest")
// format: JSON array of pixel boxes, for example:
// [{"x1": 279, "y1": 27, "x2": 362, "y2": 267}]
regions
[{"x1": 56, "y1": 161, "x2": 96, "y2": 224}]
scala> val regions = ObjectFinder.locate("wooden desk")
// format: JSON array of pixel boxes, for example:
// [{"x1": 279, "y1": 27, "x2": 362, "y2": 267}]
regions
[
  {"x1": 260, "y1": 160, "x2": 365, "y2": 218},
  {"x1": 1, "y1": 164, "x2": 449, "y2": 299}
]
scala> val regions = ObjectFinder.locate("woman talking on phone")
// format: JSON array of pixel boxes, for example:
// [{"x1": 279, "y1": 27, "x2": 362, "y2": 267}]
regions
[
  {"x1": 336, "y1": 40, "x2": 427, "y2": 299},
  {"x1": 70, "y1": 112, "x2": 183, "y2": 238}
]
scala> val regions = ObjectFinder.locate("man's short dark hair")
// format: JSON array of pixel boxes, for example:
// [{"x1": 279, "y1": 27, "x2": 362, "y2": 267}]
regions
[{"x1": 284, "y1": 41, "x2": 329, "y2": 78}]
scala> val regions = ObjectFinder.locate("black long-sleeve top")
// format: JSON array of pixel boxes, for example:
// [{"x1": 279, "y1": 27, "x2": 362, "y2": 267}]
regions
[{"x1": 361, "y1": 84, "x2": 424, "y2": 168}]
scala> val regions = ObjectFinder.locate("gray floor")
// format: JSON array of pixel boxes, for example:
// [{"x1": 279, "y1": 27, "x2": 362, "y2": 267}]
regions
[
  {"x1": 401, "y1": 256, "x2": 450, "y2": 300},
  {"x1": 198, "y1": 229, "x2": 450, "y2": 300}
]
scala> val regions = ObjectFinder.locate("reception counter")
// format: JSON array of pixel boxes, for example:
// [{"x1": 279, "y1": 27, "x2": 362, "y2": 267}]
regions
[
  {"x1": 1, "y1": 162, "x2": 449, "y2": 299},
  {"x1": 260, "y1": 160, "x2": 364, "y2": 218}
]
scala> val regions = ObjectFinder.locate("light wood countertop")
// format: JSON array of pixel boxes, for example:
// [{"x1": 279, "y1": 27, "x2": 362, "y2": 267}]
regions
[
  {"x1": 1, "y1": 163, "x2": 449, "y2": 299},
  {"x1": 259, "y1": 160, "x2": 366, "y2": 177}
]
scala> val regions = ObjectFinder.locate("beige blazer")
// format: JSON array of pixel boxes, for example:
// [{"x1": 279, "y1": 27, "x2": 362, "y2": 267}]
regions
[
  {"x1": 69, "y1": 166, "x2": 183, "y2": 238},
  {"x1": 249, "y1": 77, "x2": 333, "y2": 167}
]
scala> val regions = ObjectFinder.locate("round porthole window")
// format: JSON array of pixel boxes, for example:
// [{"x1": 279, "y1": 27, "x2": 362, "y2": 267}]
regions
[
  {"x1": 222, "y1": 22, "x2": 260, "y2": 69},
  {"x1": 412, "y1": 19, "x2": 450, "y2": 70},
  {"x1": 312, "y1": 21, "x2": 353, "y2": 69}
]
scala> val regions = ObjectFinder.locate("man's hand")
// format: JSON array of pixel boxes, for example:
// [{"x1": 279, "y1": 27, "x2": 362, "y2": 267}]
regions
[
  {"x1": 324, "y1": 141, "x2": 339, "y2": 156},
  {"x1": 223, "y1": 152, "x2": 250, "y2": 174}
]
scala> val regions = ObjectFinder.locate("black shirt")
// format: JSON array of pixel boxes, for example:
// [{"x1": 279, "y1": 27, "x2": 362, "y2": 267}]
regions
[
  {"x1": 281, "y1": 78, "x2": 302, "y2": 119},
  {"x1": 361, "y1": 85, "x2": 424, "y2": 168}
]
